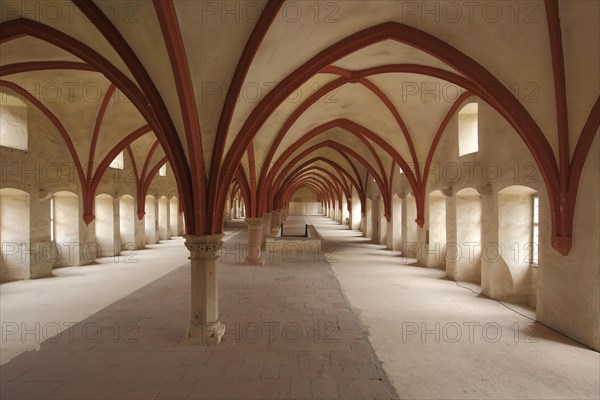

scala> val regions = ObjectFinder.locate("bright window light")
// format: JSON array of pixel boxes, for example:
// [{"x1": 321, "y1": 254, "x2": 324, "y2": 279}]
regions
[
  {"x1": 110, "y1": 151, "x2": 124, "y2": 170},
  {"x1": 532, "y1": 195, "x2": 539, "y2": 266},
  {"x1": 458, "y1": 103, "x2": 478, "y2": 156},
  {"x1": 159, "y1": 164, "x2": 167, "y2": 177},
  {"x1": 50, "y1": 197, "x2": 55, "y2": 242}
]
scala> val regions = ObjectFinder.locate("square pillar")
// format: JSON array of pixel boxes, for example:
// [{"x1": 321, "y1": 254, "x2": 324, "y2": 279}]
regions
[
  {"x1": 184, "y1": 234, "x2": 225, "y2": 345},
  {"x1": 134, "y1": 200, "x2": 146, "y2": 250},
  {"x1": 29, "y1": 192, "x2": 52, "y2": 279}
]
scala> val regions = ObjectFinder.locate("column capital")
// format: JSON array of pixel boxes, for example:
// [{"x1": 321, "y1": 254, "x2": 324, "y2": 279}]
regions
[
  {"x1": 184, "y1": 234, "x2": 224, "y2": 260},
  {"x1": 245, "y1": 217, "x2": 263, "y2": 230}
]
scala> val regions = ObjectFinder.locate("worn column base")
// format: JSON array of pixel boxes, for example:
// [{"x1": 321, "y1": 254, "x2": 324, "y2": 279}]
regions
[
  {"x1": 184, "y1": 319, "x2": 226, "y2": 345},
  {"x1": 244, "y1": 257, "x2": 265, "y2": 265}
]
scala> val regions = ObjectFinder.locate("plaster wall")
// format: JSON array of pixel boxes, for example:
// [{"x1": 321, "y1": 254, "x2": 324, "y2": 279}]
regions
[
  {"x1": 402, "y1": 194, "x2": 418, "y2": 257},
  {"x1": 350, "y1": 186, "x2": 361, "y2": 230},
  {"x1": 119, "y1": 195, "x2": 136, "y2": 251},
  {"x1": 426, "y1": 191, "x2": 446, "y2": 268},
  {"x1": 145, "y1": 196, "x2": 158, "y2": 245},
  {"x1": 537, "y1": 136, "x2": 600, "y2": 350},
  {"x1": 53, "y1": 192, "x2": 80, "y2": 267},
  {"x1": 158, "y1": 196, "x2": 170, "y2": 241},
  {"x1": 391, "y1": 195, "x2": 402, "y2": 251},
  {"x1": 426, "y1": 98, "x2": 599, "y2": 350},
  {"x1": 95, "y1": 194, "x2": 117, "y2": 258},
  {"x1": 169, "y1": 197, "x2": 178, "y2": 237},
  {"x1": 0, "y1": 190, "x2": 30, "y2": 282}
]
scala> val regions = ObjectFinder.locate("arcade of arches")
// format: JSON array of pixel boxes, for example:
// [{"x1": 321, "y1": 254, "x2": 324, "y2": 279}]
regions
[{"x1": 0, "y1": 1, "x2": 598, "y2": 399}]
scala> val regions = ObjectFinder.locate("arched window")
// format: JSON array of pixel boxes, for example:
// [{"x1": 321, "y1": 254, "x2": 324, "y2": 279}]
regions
[
  {"x1": 0, "y1": 92, "x2": 28, "y2": 151},
  {"x1": 532, "y1": 194, "x2": 539, "y2": 266},
  {"x1": 458, "y1": 103, "x2": 478, "y2": 156},
  {"x1": 159, "y1": 164, "x2": 167, "y2": 177},
  {"x1": 109, "y1": 151, "x2": 124, "y2": 169}
]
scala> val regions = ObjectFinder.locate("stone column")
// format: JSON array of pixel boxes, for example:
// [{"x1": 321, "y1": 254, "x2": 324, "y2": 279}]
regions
[
  {"x1": 113, "y1": 197, "x2": 121, "y2": 255},
  {"x1": 245, "y1": 218, "x2": 265, "y2": 265},
  {"x1": 262, "y1": 212, "x2": 272, "y2": 244},
  {"x1": 177, "y1": 212, "x2": 185, "y2": 236},
  {"x1": 135, "y1": 216, "x2": 145, "y2": 250},
  {"x1": 30, "y1": 192, "x2": 52, "y2": 278},
  {"x1": 360, "y1": 212, "x2": 367, "y2": 237},
  {"x1": 272, "y1": 210, "x2": 281, "y2": 230},
  {"x1": 224, "y1": 197, "x2": 232, "y2": 223},
  {"x1": 154, "y1": 200, "x2": 160, "y2": 242},
  {"x1": 165, "y1": 198, "x2": 171, "y2": 240},
  {"x1": 184, "y1": 234, "x2": 226, "y2": 344},
  {"x1": 386, "y1": 218, "x2": 393, "y2": 250},
  {"x1": 400, "y1": 195, "x2": 409, "y2": 254}
]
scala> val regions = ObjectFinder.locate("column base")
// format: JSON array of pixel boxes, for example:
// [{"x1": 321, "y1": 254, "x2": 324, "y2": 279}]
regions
[
  {"x1": 244, "y1": 257, "x2": 265, "y2": 266},
  {"x1": 183, "y1": 320, "x2": 226, "y2": 345}
]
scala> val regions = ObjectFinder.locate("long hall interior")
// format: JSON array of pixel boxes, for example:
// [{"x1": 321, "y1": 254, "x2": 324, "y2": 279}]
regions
[{"x1": 0, "y1": 1, "x2": 599, "y2": 399}]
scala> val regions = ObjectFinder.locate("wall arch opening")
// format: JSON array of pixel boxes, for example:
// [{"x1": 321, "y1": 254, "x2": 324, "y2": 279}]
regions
[
  {"x1": 427, "y1": 190, "x2": 447, "y2": 269},
  {"x1": 0, "y1": 188, "x2": 30, "y2": 282},
  {"x1": 119, "y1": 195, "x2": 136, "y2": 251},
  {"x1": 145, "y1": 195, "x2": 158, "y2": 244},
  {"x1": 449, "y1": 188, "x2": 481, "y2": 283},
  {"x1": 496, "y1": 185, "x2": 539, "y2": 307},
  {"x1": 52, "y1": 191, "x2": 79, "y2": 267},
  {"x1": 0, "y1": 92, "x2": 28, "y2": 151},
  {"x1": 95, "y1": 194, "x2": 117, "y2": 258},
  {"x1": 169, "y1": 196, "x2": 179, "y2": 237}
]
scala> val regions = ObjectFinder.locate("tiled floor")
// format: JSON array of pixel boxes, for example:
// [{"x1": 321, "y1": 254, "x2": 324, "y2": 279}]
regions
[
  {"x1": 0, "y1": 238, "x2": 191, "y2": 365},
  {"x1": 0, "y1": 217, "x2": 398, "y2": 399},
  {"x1": 5, "y1": 215, "x2": 597, "y2": 400}
]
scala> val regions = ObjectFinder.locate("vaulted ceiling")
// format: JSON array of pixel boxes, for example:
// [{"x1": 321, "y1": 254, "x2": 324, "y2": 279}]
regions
[{"x1": 0, "y1": 0, "x2": 598, "y2": 252}]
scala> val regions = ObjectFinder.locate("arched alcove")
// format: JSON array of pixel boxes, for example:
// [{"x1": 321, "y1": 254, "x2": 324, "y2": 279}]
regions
[
  {"x1": 378, "y1": 198, "x2": 387, "y2": 245},
  {"x1": 0, "y1": 188, "x2": 30, "y2": 282},
  {"x1": 169, "y1": 196, "x2": 179, "y2": 237},
  {"x1": 390, "y1": 194, "x2": 402, "y2": 251},
  {"x1": 449, "y1": 188, "x2": 481, "y2": 283},
  {"x1": 341, "y1": 199, "x2": 349, "y2": 226},
  {"x1": 0, "y1": 92, "x2": 28, "y2": 151},
  {"x1": 497, "y1": 185, "x2": 538, "y2": 307},
  {"x1": 403, "y1": 193, "x2": 418, "y2": 257},
  {"x1": 350, "y1": 188, "x2": 362, "y2": 230},
  {"x1": 370, "y1": 197, "x2": 380, "y2": 243},
  {"x1": 95, "y1": 194, "x2": 117, "y2": 258},
  {"x1": 52, "y1": 191, "x2": 79, "y2": 267},
  {"x1": 158, "y1": 196, "x2": 169, "y2": 241},
  {"x1": 144, "y1": 195, "x2": 158, "y2": 244},
  {"x1": 119, "y1": 195, "x2": 136, "y2": 251},
  {"x1": 365, "y1": 198, "x2": 373, "y2": 239},
  {"x1": 427, "y1": 190, "x2": 446, "y2": 269}
]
